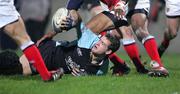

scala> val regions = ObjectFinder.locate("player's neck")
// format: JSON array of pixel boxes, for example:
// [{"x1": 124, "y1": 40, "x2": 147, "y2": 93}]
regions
[{"x1": 91, "y1": 53, "x2": 105, "y2": 62}]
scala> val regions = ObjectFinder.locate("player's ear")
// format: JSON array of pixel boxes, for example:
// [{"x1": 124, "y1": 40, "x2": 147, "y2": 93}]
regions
[{"x1": 105, "y1": 49, "x2": 112, "y2": 55}]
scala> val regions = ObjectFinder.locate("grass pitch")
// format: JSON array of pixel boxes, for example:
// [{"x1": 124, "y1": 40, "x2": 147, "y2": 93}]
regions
[{"x1": 0, "y1": 53, "x2": 180, "y2": 94}]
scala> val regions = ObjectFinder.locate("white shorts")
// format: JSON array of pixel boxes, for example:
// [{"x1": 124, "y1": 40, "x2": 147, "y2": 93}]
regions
[
  {"x1": 0, "y1": 4, "x2": 20, "y2": 28},
  {"x1": 165, "y1": 0, "x2": 180, "y2": 17},
  {"x1": 134, "y1": 0, "x2": 150, "y2": 11},
  {"x1": 126, "y1": 0, "x2": 150, "y2": 17}
]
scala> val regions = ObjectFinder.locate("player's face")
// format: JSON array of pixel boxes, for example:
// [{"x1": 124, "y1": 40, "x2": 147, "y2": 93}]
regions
[{"x1": 91, "y1": 36, "x2": 112, "y2": 55}]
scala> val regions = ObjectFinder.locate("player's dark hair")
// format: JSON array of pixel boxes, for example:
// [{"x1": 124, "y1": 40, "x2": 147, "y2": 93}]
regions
[
  {"x1": 0, "y1": 51, "x2": 23, "y2": 75},
  {"x1": 105, "y1": 33, "x2": 120, "y2": 53}
]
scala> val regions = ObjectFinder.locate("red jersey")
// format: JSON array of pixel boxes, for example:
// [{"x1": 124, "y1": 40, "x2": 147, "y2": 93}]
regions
[{"x1": 100, "y1": 0, "x2": 120, "y2": 9}]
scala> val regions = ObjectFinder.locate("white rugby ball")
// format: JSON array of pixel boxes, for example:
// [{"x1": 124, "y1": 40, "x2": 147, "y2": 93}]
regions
[{"x1": 52, "y1": 7, "x2": 69, "y2": 33}]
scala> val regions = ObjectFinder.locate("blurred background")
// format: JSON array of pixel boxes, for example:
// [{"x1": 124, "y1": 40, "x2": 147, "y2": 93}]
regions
[{"x1": 0, "y1": 0, "x2": 180, "y2": 53}]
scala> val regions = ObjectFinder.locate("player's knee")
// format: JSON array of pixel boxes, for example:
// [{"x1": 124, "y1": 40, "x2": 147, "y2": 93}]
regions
[
  {"x1": 122, "y1": 29, "x2": 134, "y2": 39},
  {"x1": 170, "y1": 32, "x2": 177, "y2": 39},
  {"x1": 135, "y1": 29, "x2": 149, "y2": 42},
  {"x1": 169, "y1": 29, "x2": 178, "y2": 39},
  {"x1": 165, "y1": 29, "x2": 177, "y2": 40}
]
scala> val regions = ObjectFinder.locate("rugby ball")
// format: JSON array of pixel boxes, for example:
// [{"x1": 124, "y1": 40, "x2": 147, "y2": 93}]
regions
[{"x1": 52, "y1": 7, "x2": 69, "y2": 33}]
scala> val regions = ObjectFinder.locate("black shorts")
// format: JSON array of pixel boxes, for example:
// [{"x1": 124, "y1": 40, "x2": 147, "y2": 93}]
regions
[{"x1": 102, "y1": 11, "x2": 129, "y2": 28}]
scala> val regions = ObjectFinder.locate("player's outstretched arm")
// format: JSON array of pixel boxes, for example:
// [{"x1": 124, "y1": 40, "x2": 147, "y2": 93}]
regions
[{"x1": 36, "y1": 31, "x2": 57, "y2": 47}]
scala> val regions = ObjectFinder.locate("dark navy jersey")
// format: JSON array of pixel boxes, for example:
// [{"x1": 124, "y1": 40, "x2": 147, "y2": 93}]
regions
[{"x1": 38, "y1": 39, "x2": 104, "y2": 75}]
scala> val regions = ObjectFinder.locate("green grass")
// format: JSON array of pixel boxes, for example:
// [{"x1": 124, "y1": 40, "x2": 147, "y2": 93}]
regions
[{"x1": 0, "y1": 53, "x2": 180, "y2": 94}]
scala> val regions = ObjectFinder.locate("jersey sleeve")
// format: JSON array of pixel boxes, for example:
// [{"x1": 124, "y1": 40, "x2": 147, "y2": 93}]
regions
[
  {"x1": 66, "y1": 0, "x2": 84, "y2": 10},
  {"x1": 77, "y1": 22, "x2": 100, "y2": 49}
]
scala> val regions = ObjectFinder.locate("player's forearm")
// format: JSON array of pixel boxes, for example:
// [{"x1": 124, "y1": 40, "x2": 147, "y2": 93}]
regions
[
  {"x1": 45, "y1": 31, "x2": 57, "y2": 38},
  {"x1": 19, "y1": 54, "x2": 32, "y2": 76}
]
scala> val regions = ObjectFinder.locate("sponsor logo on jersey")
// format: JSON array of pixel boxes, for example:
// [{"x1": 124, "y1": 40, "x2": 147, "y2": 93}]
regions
[{"x1": 77, "y1": 48, "x2": 83, "y2": 56}]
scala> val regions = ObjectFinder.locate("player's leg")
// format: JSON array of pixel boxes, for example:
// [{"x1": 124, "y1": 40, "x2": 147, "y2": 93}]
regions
[
  {"x1": 86, "y1": 11, "x2": 128, "y2": 34},
  {"x1": 131, "y1": 12, "x2": 168, "y2": 76},
  {"x1": 158, "y1": 17, "x2": 180, "y2": 57},
  {"x1": 104, "y1": 7, "x2": 148, "y2": 74},
  {"x1": 86, "y1": 12, "x2": 114, "y2": 34},
  {"x1": 158, "y1": 0, "x2": 180, "y2": 57},
  {"x1": 3, "y1": 17, "x2": 63, "y2": 81},
  {"x1": 120, "y1": 26, "x2": 148, "y2": 74}
]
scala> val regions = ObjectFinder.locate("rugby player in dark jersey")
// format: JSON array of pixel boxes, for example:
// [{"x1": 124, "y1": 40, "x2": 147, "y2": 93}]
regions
[
  {"x1": 0, "y1": 33, "x2": 120, "y2": 76},
  {"x1": 0, "y1": 9, "x2": 128, "y2": 77}
]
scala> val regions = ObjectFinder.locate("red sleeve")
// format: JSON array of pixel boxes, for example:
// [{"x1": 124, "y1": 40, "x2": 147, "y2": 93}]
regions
[{"x1": 100, "y1": 0, "x2": 120, "y2": 9}]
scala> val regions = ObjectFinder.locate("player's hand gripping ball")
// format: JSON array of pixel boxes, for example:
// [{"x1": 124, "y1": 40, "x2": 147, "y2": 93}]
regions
[{"x1": 52, "y1": 7, "x2": 69, "y2": 33}]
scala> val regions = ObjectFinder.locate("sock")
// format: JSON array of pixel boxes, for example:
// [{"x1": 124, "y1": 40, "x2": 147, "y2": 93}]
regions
[
  {"x1": 161, "y1": 36, "x2": 170, "y2": 49},
  {"x1": 109, "y1": 53, "x2": 130, "y2": 74},
  {"x1": 158, "y1": 35, "x2": 170, "y2": 57},
  {"x1": 21, "y1": 41, "x2": 51, "y2": 81},
  {"x1": 122, "y1": 39, "x2": 144, "y2": 70},
  {"x1": 142, "y1": 35, "x2": 163, "y2": 67},
  {"x1": 109, "y1": 53, "x2": 125, "y2": 65}
]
